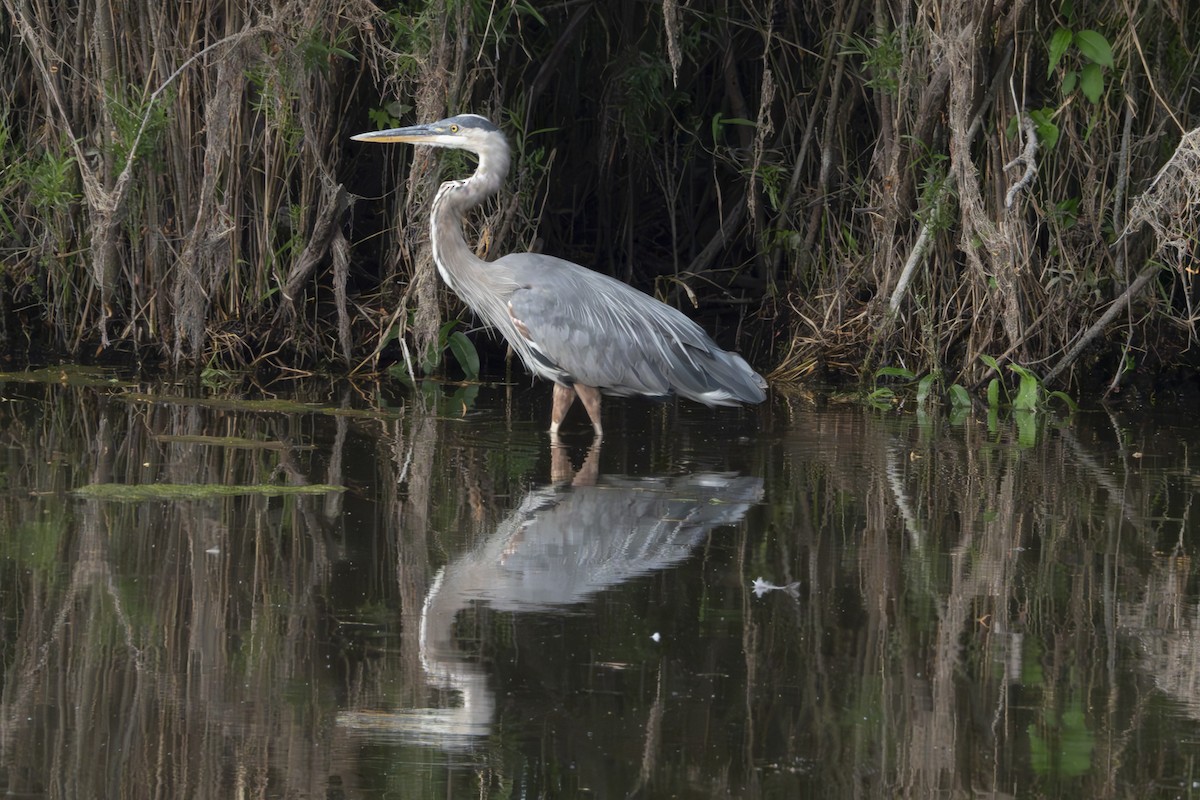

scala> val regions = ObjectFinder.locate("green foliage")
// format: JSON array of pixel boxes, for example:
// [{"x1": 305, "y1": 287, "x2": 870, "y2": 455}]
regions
[
  {"x1": 867, "y1": 366, "x2": 970, "y2": 412},
  {"x1": 388, "y1": 318, "x2": 481, "y2": 384},
  {"x1": 300, "y1": 25, "x2": 357, "y2": 74},
  {"x1": 1007, "y1": 107, "x2": 1060, "y2": 151},
  {"x1": 1028, "y1": 695, "x2": 1096, "y2": 779},
  {"x1": 25, "y1": 146, "x2": 79, "y2": 215},
  {"x1": 106, "y1": 85, "x2": 172, "y2": 173},
  {"x1": 868, "y1": 358, "x2": 1076, "y2": 429},
  {"x1": 947, "y1": 383, "x2": 971, "y2": 409},
  {"x1": 267, "y1": 204, "x2": 306, "y2": 276},
  {"x1": 201, "y1": 364, "x2": 240, "y2": 391},
  {"x1": 979, "y1": 355, "x2": 1077, "y2": 414},
  {"x1": 1047, "y1": 27, "x2": 1114, "y2": 104},
  {"x1": 367, "y1": 101, "x2": 411, "y2": 131},
  {"x1": 246, "y1": 64, "x2": 302, "y2": 148},
  {"x1": 913, "y1": 147, "x2": 954, "y2": 231},
  {"x1": 446, "y1": 330, "x2": 480, "y2": 380},
  {"x1": 843, "y1": 28, "x2": 904, "y2": 96},
  {"x1": 710, "y1": 113, "x2": 756, "y2": 147},
  {"x1": 616, "y1": 55, "x2": 686, "y2": 147}
]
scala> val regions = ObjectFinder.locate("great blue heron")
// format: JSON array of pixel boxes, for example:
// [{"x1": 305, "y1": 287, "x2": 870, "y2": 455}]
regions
[{"x1": 352, "y1": 113, "x2": 767, "y2": 436}]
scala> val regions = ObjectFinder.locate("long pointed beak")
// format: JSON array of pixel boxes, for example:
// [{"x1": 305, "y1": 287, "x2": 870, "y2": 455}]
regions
[{"x1": 350, "y1": 123, "x2": 436, "y2": 144}]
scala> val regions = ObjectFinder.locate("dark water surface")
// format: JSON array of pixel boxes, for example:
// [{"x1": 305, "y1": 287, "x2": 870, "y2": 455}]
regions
[{"x1": 1, "y1": 371, "x2": 1199, "y2": 798}]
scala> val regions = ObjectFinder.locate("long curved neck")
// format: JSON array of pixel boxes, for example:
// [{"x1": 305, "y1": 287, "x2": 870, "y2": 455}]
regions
[{"x1": 429, "y1": 145, "x2": 511, "y2": 298}]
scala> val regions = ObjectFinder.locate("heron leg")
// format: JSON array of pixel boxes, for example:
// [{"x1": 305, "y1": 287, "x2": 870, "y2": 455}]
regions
[
  {"x1": 550, "y1": 383, "x2": 577, "y2": 435},
  {"x1": 574, "y1": 384, "x2": 604, "y2": 437}
]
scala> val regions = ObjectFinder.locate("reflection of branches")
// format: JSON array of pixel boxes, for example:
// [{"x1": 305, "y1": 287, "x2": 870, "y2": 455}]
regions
[
  {"x1": 882, "y1": 428, "x2": 1027, "y2": 795},
  {"x1": 0, "y1": 381, "x2": 359, "y2": 796},
  {"x1": 1058, "y1": 413, "x2": 1147, "y2": 537},
  {"x1": 1, "y1": 419, "x2": 149, "y2": 759},
  {"x1": 629, "y1": 665, "x2": 665, "y2": 798}
]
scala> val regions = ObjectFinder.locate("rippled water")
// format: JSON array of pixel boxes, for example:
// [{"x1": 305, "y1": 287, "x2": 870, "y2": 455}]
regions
[{"x1": 0, "y1": 369, "x2": 1199, "y2": 797}]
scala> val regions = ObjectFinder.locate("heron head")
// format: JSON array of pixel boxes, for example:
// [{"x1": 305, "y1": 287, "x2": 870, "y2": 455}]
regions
[{"x1": 351, "y1": 114, "x2": 502, "y2": 154}]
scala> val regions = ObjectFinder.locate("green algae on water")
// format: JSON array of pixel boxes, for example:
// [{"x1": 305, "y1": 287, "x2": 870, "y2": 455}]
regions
[{"x1": 72, "y1": 483, "x2": 346, "y2": 502}]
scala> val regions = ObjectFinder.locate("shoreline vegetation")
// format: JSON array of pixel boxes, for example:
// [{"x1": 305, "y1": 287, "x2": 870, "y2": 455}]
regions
[{"x1": 2, "y1": 1, "x2": 1198, "y2": 402}]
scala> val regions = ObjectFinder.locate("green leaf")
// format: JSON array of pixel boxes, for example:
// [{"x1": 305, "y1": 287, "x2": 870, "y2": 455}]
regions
[
  {"x1": 1048, "y1": 390, "x2": 1078, "y2": 411},
  {"x1": 1079, "y1": 62, "x2": 1104, "y2": 104},
  {"x1": 447, "y1": 331, "x2": 480, "y2": 380},
  {"x1": 875, "y1": 366, "x2": 917, "y2": 380},
  {"x1": 916, "y1": 373, "x2": 935, "y2": 405},
  {"x1": 1010, "y1": 365, "x2": 1040, "y2": 411},
  {"x1": 949, "y1": 383, "x2": 971, "y2": 408},
  {"x1": 380, "y1": 323, "x2": 401, "y2": 345},
  {"x1": 1040, "y1": 120, "x2": 1060, "y2": 150},
  {"x1": 1047, "y1": 27, "x2": 1073, "y2": 77},
  {"x1": 986, "y1": 378, "x2": 1001, "y2": 409},
  {"x1": 1029, "y1": 107, "x2": 1060, "y2": 150},
  {"x1": 1074, "y1": 30, "x2": 1113, "y2": 67},
  {"x1": 980, "y1": 354, "x2": 1000, "y2": 371},
  {"x1": 437, "y1": 319, "x2": 458, "y2": 345},
  {"x1": 712, "y1": 114, "x2": 756, "y2": 144},
  {"x1": 866, "y1": 387, "x2": 895, "y2": 409},
  {"x1": 1007, "y1": 363, "x2": 1034, "y2": 381},
  {"x1": 514, "y1": 0, "x2": 548, "y2": 26},
  {"x1": 1061, "y1": 68, "x2": 1078, "y2": 97}
]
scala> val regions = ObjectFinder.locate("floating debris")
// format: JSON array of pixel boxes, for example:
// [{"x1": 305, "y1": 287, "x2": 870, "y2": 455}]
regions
[{"x1": 752, "y1": 577, "x2": 800, "y2": 598}]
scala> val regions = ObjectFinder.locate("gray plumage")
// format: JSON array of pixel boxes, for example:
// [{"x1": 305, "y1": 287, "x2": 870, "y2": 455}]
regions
[{"x1": 352, "y1": 113, "x2": 767, "y2": 435}]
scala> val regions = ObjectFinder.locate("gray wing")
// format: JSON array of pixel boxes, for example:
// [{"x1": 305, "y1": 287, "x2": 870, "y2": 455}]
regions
[{"x1": 499, "y1": 253, "x2": 766, "y2": 405}]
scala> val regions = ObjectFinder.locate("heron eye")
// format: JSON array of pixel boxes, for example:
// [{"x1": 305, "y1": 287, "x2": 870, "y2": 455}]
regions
[{"x1": 449, "y1": 124, "x2": 459, "y2": 133}]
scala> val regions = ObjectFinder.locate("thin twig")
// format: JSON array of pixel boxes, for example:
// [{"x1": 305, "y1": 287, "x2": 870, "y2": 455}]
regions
[{"x1": 1003, "y1": 113, "x2": 1039, "y2": 208}]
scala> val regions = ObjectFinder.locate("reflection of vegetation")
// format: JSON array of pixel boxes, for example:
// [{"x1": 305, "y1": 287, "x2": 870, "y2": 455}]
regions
[
  {"x1": 1029, "y1": 696, "x2": 1096, "y2": 779},
  {"x1": 4, "y1": 512, "x2": 69, "y2": 574},
  {"x1": 1, "y1": 380, "x2": 1199, "y2": 797},
  {"x1": 758, "y1": 394, "x2": 1199, "y2": 797}
]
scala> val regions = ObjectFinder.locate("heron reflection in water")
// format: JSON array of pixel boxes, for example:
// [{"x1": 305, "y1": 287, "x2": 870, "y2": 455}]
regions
[
  {"x1": 352, "y1": 114, "x2": 766, "y2": 436},
  {"x1": 336, "y1": 442, "x2": 763, "y2": 748}
]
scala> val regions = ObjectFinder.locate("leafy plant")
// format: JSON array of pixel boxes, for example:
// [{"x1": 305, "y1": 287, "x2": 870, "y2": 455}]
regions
[
  {"x1": 1047, "y1": 27, "x2": 1114, "y2": 104},
  {"x1": 300, "y1": 25, "x2": 357, "y2": 74},
  {"x1": 710, "y1": 112, "x2": 756, "y2": 147},
  {"x1": 979, "y1": 355, "x2": 1076, "y2": 413},
  {"x1": 388, "y1": 318, "x2": 480, "y2": 383},
  {"x1": 25, "y1": 147, "x2": 79, "y2": 215},
  {"x1": 1007, "y1": 107, "x2": 1061, "y2": 151},
  {"x1": 867, "y1": 366, "x2": 971, "y2": 411},
  {"x1": 107, "y1": 85, "x2": 172, "y2": 174},
  {"x1": 842, "y1": 28, "x2": 905, "y2": 96}
]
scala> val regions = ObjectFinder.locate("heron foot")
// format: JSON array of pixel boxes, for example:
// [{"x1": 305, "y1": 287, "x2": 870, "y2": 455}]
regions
[{"x1": 550, "y1": 383, "x2": 603, "y2": 437}]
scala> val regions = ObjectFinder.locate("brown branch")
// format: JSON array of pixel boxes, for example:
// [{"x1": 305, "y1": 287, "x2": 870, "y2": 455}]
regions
[{"x1": 1043, "y1": 261, "x2": 1161, "y2": 386}]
